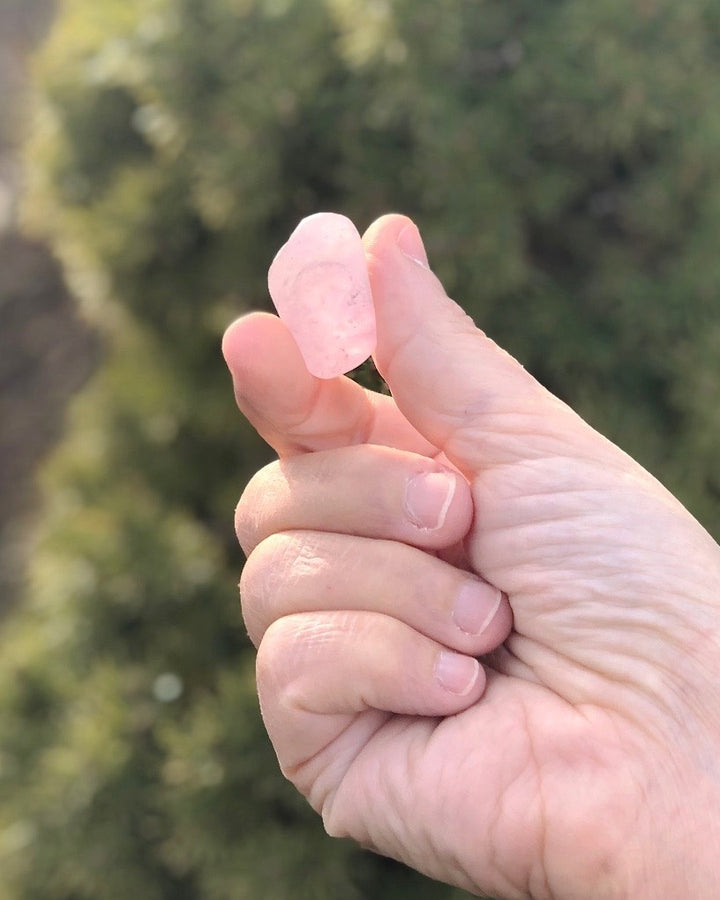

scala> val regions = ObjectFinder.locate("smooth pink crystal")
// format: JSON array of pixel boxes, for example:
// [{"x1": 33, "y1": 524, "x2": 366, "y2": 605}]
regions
[{"x1": 268, "y1": 212, "x2": 376, "y2": 379}]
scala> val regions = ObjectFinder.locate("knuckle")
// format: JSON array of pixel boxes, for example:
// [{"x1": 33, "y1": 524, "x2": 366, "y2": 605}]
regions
[
  {"x1": 240, "y1": 533, "x2": 332, "y2": 639},
  {"x1": 256, "y1": 613, "x2": 328, "y2": 696},
  {"x1": 255, "y1": 617, "x2": 292, "y2": 694},
  {"x1": 234, "y1": 461, "x2": 282, "y2": 553},
  {"x1": 239, "y1": 533, "x2": 291, "y2": 621}
]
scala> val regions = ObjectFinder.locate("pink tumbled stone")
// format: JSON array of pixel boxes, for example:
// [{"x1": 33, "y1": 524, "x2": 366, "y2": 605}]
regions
[{"x1": 268, "y1": 212, "x2": 377, "y2": 379}]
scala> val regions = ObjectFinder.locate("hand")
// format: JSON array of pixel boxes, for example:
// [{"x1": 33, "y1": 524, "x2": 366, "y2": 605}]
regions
[{"x1": 223, "y1": 215, "x2": 720, "y2": 898}]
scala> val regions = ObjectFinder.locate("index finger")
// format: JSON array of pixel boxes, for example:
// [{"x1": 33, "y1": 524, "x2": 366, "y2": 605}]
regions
[{"x1": 222, "y1": 311, "x2": 437, "y2": 458}]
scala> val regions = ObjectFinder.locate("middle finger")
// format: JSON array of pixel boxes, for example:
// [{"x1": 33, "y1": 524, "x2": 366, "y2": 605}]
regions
[{"x1": 235, "y1": 443, "x2": 474, "y2": 556}]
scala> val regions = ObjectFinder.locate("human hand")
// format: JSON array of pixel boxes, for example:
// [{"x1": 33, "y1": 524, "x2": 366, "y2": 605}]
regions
[{"x1": 223, "y1": 214, "x2": 720, "y2": 898}]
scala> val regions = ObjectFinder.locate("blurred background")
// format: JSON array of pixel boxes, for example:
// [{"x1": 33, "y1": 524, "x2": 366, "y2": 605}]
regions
[{"x1": 1, "y1": 0, "x2": 720, "y2": 897}]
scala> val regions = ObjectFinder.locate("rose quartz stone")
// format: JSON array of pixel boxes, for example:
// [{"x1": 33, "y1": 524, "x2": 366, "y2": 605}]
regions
[{"x1": 268, "y1": 212, "x2": 376, "y2": 379}]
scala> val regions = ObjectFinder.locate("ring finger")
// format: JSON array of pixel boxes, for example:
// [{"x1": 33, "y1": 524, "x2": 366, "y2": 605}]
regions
[{"x1": 241, "y1": 529, "x2": 513, "y2": 658}]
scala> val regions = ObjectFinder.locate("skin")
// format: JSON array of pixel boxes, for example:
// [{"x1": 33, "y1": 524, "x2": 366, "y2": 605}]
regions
[{"x1": 223, "y1": 214, "x2": 720, "y2": 899}]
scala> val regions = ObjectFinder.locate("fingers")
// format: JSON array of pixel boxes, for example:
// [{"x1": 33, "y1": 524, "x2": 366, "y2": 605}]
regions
[
  {"x1": 242, "y1": 530, "x2": 513, "y2": 656},
  {"x1": 363, "y1": 214, "x2": 622, "y2": 477},
  {"x1": 234, "y1": 443, "x2": 473, "y2": 556},
  {"x1": 222, "y1": 311, "x2": 436, "y2": 458},
  {"x1": 225, "y1": 214, "x2": 622, "y2": 482},
  {"x1": 256, "y1": 610, "x2": 485, "y2": 774}
]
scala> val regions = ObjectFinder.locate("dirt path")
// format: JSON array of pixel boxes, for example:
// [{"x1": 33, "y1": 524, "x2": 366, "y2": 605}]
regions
[{"x1": 0, "y1": 0, "x2": 98, "y2": 614}]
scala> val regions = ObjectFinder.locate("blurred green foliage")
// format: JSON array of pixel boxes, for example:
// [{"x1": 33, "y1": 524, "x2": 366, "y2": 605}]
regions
[{"x1": 2, "y1": 0, "x2": 720, "y2": 896}]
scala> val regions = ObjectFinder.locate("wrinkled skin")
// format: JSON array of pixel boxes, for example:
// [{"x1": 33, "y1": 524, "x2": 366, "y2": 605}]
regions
[{"x1": 223, "y1": 215, "x2": 720, "y2": 899}]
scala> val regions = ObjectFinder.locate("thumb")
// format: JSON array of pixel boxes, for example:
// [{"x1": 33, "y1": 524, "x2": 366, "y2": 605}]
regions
[{"x1": 364, "y1": 215, "x2": 614, "y2": 476}]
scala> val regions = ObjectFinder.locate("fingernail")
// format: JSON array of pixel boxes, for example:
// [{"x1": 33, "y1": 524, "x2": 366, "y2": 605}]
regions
[
  {"x1": 397, "y1": 223, "x2": 430, "y2": 269},
  {"x1": 453, "y1": 582, "x2": 503, "y2": 636},
  {"x1": 405, "y1": 471, "x2": 456, "y2": 531},
  {"x1": 435, "y1": 650, "x2": 480, "y2": 695}
]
